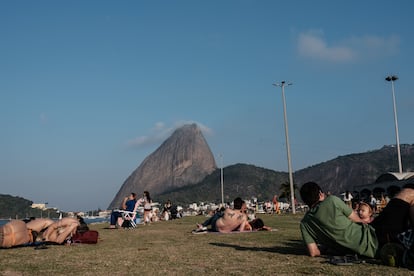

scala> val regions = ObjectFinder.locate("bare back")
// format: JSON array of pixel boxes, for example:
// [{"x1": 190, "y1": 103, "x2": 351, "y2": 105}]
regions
[
  {"x1": 215, "y1": 208, "x2": 248, "y2": 233},
  {"x1": 26, "y1": 218, "x2": 54, "y2": 233},
  {"x1": 43, "y1": 217, "x2": 79, "y2": 244}
]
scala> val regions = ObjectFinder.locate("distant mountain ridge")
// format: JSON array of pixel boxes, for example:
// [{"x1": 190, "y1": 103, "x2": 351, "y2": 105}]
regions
[
  {"x1": 156, "y1": 163, "x2": 288, "y2": 205},
  {"x1": 294, "y1": 144, "x2": 414, "y2": 194},
  {"x1": 108, "y1": 123, "x2": 414, "y2": 207},
  {"x1": 156, "y1": 144, "x2": 414, "y2": 205},
  {"x1": 0, "y1": 194, "x2": 62, "y2": 219}
]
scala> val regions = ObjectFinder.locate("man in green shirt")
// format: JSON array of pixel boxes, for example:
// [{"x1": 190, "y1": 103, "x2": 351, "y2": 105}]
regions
[
  {"x1": 300, "y1": 182, "x2": 378, "y2": 258},
  {"x1": 300, "y1": 181, "x2": 414, "y2": 259}
]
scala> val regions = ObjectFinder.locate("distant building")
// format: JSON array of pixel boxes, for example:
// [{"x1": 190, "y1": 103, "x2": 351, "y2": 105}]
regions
[
  {"x1": 98, "y1": 210, "x2": 111, "y2": 217},
  {"x1": 31, "y1": 203, "x2": 47, "y2": 210}
]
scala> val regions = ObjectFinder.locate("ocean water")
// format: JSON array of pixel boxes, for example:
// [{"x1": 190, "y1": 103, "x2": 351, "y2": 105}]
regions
[{"x1": 84, "y1": 217, "x2": 109, "y2": 224}]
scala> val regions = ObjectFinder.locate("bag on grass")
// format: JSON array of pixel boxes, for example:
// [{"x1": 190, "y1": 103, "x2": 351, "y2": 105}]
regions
[
  {"x1": 121, "y1": 220, "x2": 133, "y2": 228},
  {"x1": 329, "y1": 254, "x2": 361, "y2": 265},
  {"x1": 71, "y1": 230, "x2": 99, "y2": 244}
]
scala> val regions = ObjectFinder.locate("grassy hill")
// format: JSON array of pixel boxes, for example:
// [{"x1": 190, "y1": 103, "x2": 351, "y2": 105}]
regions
[
  {"x1": 157, "y1": 144, "x2": 414, "y2": 206},
  {"x1": 0, "y1": 194, "x2": 60, "y2": 219},
  {"x1": 156, "y1": 163, "x2": 287, "y2": 205}
]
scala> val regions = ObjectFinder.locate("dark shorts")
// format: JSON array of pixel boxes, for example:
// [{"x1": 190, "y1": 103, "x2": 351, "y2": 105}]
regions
[
  {"x1": 371, "y1": 198, "x2": 411, "y2": 247},
  {"x1": 210, "y1": 213, "x2": 223, "y2": 232}
]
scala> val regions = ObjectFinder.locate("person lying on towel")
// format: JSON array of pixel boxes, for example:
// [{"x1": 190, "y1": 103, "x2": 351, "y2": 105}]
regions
[
  {"x1": 193, "y1": 197, "x2": 249, "y2": 233},
  {"x1": 0, "y1": 217, "x2": 80, "y2": 248}
]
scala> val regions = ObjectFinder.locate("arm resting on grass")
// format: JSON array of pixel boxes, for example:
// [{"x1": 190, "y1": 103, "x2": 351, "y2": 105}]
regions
[{"x1": 307, "y1": 243, "x2": 321, "y2": 257}]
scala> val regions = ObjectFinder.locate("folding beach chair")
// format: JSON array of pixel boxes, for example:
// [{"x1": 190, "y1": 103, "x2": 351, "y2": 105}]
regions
[
  {"x1": 119, "y1": 210, "x2": 137, "y2": 228},
  {"x1": 117, "y1": 200, "x2": 141, "y2": 229}
]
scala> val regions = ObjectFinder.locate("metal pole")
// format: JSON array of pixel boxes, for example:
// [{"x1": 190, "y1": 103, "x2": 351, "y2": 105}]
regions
[
  {"x1": 220, "y1": 154, "x2": 224, "y2": 205},
  {"x1": 386, "y1": 75, "x2": 403, "y2": 173},
  {"x1": 273, "y1": 81, "x2": 296, "y2": 214}
]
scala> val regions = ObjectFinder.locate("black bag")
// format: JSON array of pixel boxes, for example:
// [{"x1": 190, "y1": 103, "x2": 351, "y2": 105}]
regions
[{"x1": 121, "y1": 220, "x2": 133, "y2": 228}]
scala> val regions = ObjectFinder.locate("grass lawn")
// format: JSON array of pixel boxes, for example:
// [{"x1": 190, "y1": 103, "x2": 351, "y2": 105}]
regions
[{"x1": 1, "y1": 214, "x2": 413, "y2": 275}]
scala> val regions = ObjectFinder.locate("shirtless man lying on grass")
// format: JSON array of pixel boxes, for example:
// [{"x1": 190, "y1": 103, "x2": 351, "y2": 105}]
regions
[{"x1": 193, "y1": 197, "x2": 249, "y2": 233}]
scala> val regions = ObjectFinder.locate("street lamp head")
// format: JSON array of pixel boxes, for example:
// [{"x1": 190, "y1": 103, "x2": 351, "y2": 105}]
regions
[
  {"x1": 385, "y1": 75, "x2": 398, "y2": 82},
  {"x1": 272, "y1": 81, "x2": 293, "y2": 87}
]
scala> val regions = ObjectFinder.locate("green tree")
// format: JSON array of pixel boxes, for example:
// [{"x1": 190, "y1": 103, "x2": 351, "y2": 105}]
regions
[{"x1": 279, "y1": 181, "x2": 298, "y2": 200}]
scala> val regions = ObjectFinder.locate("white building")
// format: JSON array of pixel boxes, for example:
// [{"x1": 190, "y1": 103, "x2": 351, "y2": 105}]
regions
[{"x1": 31, "y1": 203, "x2": 47, "y2": 210}]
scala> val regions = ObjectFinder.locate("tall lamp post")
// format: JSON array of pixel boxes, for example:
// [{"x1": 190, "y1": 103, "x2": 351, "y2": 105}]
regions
[
  {"x1": 385, "y1": 75, "x2": 403, "y2": 173},
  {"x1": 219, "y1": 154, "x2": 224, "y2": 205},
  {"x1": 273, "y1": 81, "x2": 296, "y2": 214}
]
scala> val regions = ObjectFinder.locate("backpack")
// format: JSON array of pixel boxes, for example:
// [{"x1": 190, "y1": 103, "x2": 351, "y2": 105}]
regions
[
  {"x1": 121, "y1": 220, "x2": 133, "y2": 228},
  {"x1": 71, "y1": 230, "x2": 99, "y2": 244}
]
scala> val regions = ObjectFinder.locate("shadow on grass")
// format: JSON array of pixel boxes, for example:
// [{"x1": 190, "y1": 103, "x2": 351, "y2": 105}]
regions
[{"x1": 209, "y1": 239, "x2": 307, "y2": 255}]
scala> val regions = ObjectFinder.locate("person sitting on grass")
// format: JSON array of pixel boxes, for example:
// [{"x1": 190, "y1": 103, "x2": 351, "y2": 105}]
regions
[
  {"x1": 193, "y1": 197, "x2": 249, "y2": 233},
  {"x1": 300, "y1": 181, "x2": 414, "y2": 267}
]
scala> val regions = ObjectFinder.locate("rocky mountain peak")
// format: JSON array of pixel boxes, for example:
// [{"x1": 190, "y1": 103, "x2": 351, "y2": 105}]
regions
[{"x1": 108, "y1": 123, "x2": 216, "y2": 209}]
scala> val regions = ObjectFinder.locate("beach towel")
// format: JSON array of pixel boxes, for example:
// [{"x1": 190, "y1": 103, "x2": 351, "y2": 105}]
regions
[{"x1": 192, "y1": 229, "x2": 278, "y2": 235}]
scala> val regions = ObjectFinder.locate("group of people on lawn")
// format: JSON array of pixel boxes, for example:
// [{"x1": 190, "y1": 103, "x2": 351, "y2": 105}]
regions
[
  {"x1": 191, "y1": 180, "x2": 414, "y2": 269},
  {"x1": 108, "y1": 191, "x2": 179, "y2": 228},
  {"x1": 4, "y1": 180, "x2": 414, "y2": 270},
  {"x1": 109, "y1": 191, "x2": 153, "y2": 228}
]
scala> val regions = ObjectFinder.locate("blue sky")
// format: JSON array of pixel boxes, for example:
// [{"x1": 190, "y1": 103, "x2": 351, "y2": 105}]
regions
[{"x1": 1, "y1": 1, "x2": 413, "y2": 212}]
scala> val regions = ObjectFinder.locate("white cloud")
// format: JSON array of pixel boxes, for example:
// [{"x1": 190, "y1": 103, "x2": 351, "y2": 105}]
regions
[
  {"x1": 297, "y1": 30, "x2": 400, "y2": 63},
  {"x1": 126, "y1": 120, "x2": 213, "y2": 149},
  {"x1": 297, "y1": 30, "x2": 355, "y2": 62}
]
